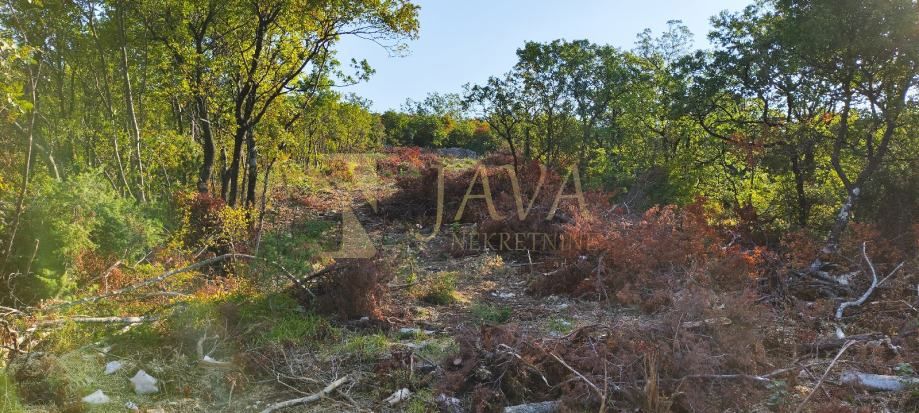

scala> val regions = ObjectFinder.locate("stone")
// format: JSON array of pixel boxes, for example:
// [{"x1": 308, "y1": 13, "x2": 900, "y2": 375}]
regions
[
  {"x1": 130, "y1": 370, "x2": 159, "y2": 395},
  {"x1": 81, "y1": 390, "x2": 110, "y2": 404},
  {"x1": 104, "y1": 360, "x2": 123, "y2": 375}
]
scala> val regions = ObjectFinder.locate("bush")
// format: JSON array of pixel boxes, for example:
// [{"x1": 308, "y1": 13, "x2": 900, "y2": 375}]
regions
[
  {"x1": 177, "y1": 191, "x2": 253, "y2": 255},
  {"x1": 530, "y1": 201, "x2": 764, "y2": 311},
  {"x1": 416, "y1": 271, "x2": 458, "y2": 305},
  {"x1": 471, "y1": 303, "x2": 512, "y2": 324},
  {"x1": 5, "y1": 173, "x2": 162, "y2": 303},
  {"x1": 309, "y1": 258, "x2": 395, "y2": 319}
]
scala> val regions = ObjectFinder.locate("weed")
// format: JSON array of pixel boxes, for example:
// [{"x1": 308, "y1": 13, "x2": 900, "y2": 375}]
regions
[
  {"x1": 259, "y1": 219, "x2": 335, "y2": 275},
  {"x1": 0, "y1": 371, "x2": 23, "y2": 412},
  {"x1": 471, "y1": 303, "x2": 512, "y2": 324},
  {"x1": 417, "y1": 272, "x2": 458, "y2": 305},
  {"x1": 337, "y1": 334, "x2": 389, "y2": 362},
  {"x1": 405, "y1": 389, "x2": 435, "y2": 413},
  {"x1": 257, "y1": 314, "x2": 337, "y2": 346},
  {"x1": 766, "y1": 380, "x2": 790, "y2": 409},
  {"x1": 895, "y1": 363, "x2": 915, "y2": 376},
  {"x1": 417, "y1": 336, "x2": 459, "y2": 362},
  {"x1": 547, "y1": 317, "x2": 573, "y2": 334},
  {"x1": 233, "y1": 292, "x2": 340, "y2": 345}
]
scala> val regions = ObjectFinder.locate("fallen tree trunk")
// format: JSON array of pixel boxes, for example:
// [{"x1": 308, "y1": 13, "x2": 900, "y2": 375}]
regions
[
  {"x1": 834, "y1": 243, "x2": 905, "y2": 338},
  {"x1": 840, "y1": 371, "x2": 919, "y2": 392},
  {"x1": 503, "y1": 400, "x2": 561, "y2": 413}
]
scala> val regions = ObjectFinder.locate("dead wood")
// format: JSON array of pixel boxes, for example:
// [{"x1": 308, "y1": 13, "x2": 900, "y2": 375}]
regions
[{"x1": 258, "y1": 375, "x2": 351, "y2": 413}]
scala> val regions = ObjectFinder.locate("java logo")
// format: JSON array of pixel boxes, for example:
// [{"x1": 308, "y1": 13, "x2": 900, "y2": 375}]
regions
[
  {"x1": 418, "y1": 164, "x2": 587, "y2": 242},
  {"x1": 316, "y1": 155, "x2": 588, "y2": 258}
]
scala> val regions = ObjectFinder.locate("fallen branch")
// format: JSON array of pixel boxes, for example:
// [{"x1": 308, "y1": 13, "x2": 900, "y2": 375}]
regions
[
  {"x1": 840, "y1": 371, "x2": 919, "y2": 392},
  {"x1": 835, "y1": 243, "x2": 905, "y2": 338},
  {"x1": 196, "y1": 331, "x2": 232, "y2": 368},
  {"x1": 797, "y1": 332, "x2": 883, "y2": 354},
  {"x1": 794, "y1": 340, "x2": 856, "y2": 413},
  {"x1": 48, "y1": 254, "x2": 246, "y2": 309},
  {"x1": 677, "y1": 361, "x2": 831, "y2": 385},
  {"x1": 549, "y1": 351, "x2": 614, "y2": 409},
  {"x1": 503, "y1": 400, "x2": 561, "y2": 413},
  {"x1": 47, "y1": 254, "x2": 313, "y2": 310},
  {"x1": 259, "y1": 375, "x2": 351, "y2": 413},
  {"x1": 0, "y1": 305, "x2": 23, "y2": 316}
]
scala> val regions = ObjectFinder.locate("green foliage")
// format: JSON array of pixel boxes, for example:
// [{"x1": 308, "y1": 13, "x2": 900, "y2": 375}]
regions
[
  {"x1": 234, "y1": 292, "x2": 340, "y2": 346},
  {"x1": 338, "y1": 333, "x2": 389, "y2": 360},
  {"x1": 0, "y1": 371, "x2": 23, "y2": 413},
  {"x1": 380, "y1": 93, "x2": 498, "y2": 151},
  {"x1": 895, "y1": 363, "x2": 916, "y2": 377},
  {"x1": 7, "y1": 173, "x2": 163, "y2": 303},
  {"x1": 547, "y1": 317, "x2": 574, "y2": 334},
  {"x1": 765, "y1": 379, "x2": 790, "y2": 409},
  {"x1": 258, "y1": 219, "x2": 335, "y2": 275},
  {"x1": 416, "y1": 271, "x2": 458, "y2": 305},
  {"x1": 470, "y1": 303, "x2": 512, "y2": 324}
]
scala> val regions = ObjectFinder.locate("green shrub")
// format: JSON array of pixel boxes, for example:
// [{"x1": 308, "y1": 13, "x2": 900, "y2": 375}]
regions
[
  {"x1": 0, "y1": 370, "x2": 23, "y2": 413},
  {"x1": 417, "y1": 272, "x2": 458, "y2": 305},
  {"x1": 6, "y1": 172, "x2": 163, "y2": 303},
  {"x1": 471, "y1": 303, "x2": 512, "y2": 324},
  {"x1": 258, "y1": 219, "x2": 334, "y2": 275},
  {"x1": 234, "y1": 292, "x2": 340, "y2": 345}
]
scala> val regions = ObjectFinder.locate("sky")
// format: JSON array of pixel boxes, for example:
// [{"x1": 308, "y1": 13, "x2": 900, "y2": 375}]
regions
[{"x1": 336, "y1": 0, "x2": 752, "y2": 112}]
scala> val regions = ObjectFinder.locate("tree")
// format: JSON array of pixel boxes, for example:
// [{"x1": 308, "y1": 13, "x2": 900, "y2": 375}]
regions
[
  {"x1": 775, "y1": 0, "x2": 919, "y2": 256},
  {"x1": 217, "y1": 0, "x2": 418, "y2": 206},
  {"x1": 465, "y1": 74, "x2": 525, "y2": 170}
]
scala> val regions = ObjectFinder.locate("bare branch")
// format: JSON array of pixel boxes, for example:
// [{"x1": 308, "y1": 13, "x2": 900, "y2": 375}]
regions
[{"x1": 259, "y1": 375, "x2": 351, "y2": 413}]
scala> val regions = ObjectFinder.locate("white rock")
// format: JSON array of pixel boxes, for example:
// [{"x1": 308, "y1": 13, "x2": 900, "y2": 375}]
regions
[
  {"x1": 125, "y1": 401, "x2": 139, "y2": 411},
  {"x1": 104, "y1": 360, "x2": 123, "y2": 375},
  {"x1": 384, "y1": 388, "x2": 411, "y2": 405},
  {"x1": 399, "y1": 327, "x2": 419, "y2": 335},
  {"x1": 81, "y1": 390, "x2": 110, "y2": 404},
  {"x1": 130, "y1": 370, "x2": 159, "y2": 395}
]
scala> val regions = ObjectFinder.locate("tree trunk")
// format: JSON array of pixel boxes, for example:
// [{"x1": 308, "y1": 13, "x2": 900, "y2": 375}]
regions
[
  {"x1": 254, "y1": 158, "x2": 276, "y2": 255},
  {"x1": 224, "y1": 126, "x2": 246, "y2": 206},
  {"x1": 195, "y1": 95, "x2": 215, "y2": 193},
  {"x1": 3, "y1": 67, "x2": 40, "y2": 267},
  {"x1": 820, "y1": 187, "x2": 859, "y2": 257},
  {"x1": 116, "y1": 2, "x2": 146, "y2": 203},
  {"x1": 245, "y1": 133, "x2": 258, "y2": 208},
  {"x1": 789, "y1": 149, "x2": 809, "y2": 228}
]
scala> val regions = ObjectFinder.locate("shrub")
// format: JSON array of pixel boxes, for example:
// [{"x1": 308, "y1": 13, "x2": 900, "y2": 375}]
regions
[
  {"x1": 471, "y1": 303, "x2": 512, "y2": 324},
  {"x1": 323, "y1": 157, "x2": 355, "y2": 183},
  {"x1": 530, "y1": 201, "x2": 765, "y2": 311},
  {"x1": 177, "y1": 191, "x2": 253, "y2": 255},
  {"x1": 417, "y1": 271, "x2": 458, "y2": 305},
  {"x1": 375, "y1": 147, "x2": 440, "y2": 177},
  {"x1": 5, "y1": 173, "x2": 162, "y2": 303},
  {"x1": 310, "y1": 258, "x2": 395, "y2": 319}
]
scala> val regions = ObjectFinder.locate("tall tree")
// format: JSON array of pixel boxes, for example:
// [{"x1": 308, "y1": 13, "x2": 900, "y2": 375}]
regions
[{"x1": 220, "y1": 0, "x2": 418, "y2": 207}]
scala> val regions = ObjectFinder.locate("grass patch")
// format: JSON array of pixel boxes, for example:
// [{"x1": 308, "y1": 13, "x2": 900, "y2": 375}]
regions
[
  {"x1": 405, "y1": 388, "x2": 435, "y2": 413},
  {"x1": 416, "y1": 272, "x2": 458, "y2": 305},
  {"x1": 0, "y1": 371, "x2": 23, "y2": 413},
  {"x1": 234, "y1": 292, "x2": 340, "y2": 346},
  {"x1": 471, "y1": 303, "x2": 512, "y2": 324},
  {"x1": 547, "y1": 317, "x2": 574, "y2": 334},
  {"x1": 416, "y1": 336, "x2": 459, "y2": 361},
  {"x1": 259, "y1": 219, "x2": 335, "y2": 274},
  {"x1": 336, "y1": 333, "x2": 389, "y2": 362}
]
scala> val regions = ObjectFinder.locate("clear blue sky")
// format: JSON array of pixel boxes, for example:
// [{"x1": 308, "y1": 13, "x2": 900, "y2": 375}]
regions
[{"x1": 336, "y1": 0, "x2": 752, "y2": 112}]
